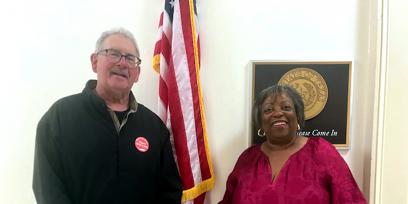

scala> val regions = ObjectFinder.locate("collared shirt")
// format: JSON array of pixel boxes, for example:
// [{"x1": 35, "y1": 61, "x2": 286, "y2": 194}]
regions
[
  {"x1": 105, "y1": 92, "x2": 138, "y2": 133},
  {"x1": 86, "y1": 79, "x2": 138, "y2": 133}
]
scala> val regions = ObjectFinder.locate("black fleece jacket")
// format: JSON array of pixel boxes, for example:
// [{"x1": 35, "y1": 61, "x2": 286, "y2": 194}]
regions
[{"x1": 33, "y1": 80, "x2": 182, "y2": 204}]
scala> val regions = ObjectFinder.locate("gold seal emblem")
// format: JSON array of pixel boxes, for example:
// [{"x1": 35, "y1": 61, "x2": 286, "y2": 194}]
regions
[{"x1": 278, "y1": 68, "x2": 328, "y2": 120}]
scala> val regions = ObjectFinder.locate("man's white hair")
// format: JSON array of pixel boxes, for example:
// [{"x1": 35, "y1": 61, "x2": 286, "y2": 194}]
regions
[{"x1": 95, "y1": 28, "x2": 140, "y2": 56}]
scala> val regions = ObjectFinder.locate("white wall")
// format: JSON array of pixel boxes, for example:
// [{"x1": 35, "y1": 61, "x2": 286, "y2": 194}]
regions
[
  {"x1": 373, "y1": 0, "x2": 408, "y2": 203},
  {"x1": 0, "y1": 0, "x2": 372, "y2": 203}
]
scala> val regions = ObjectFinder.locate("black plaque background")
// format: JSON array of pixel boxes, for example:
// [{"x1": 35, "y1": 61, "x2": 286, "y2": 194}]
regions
[{"x1": 251, "y1": 62, "x2": 351, "y2": 147}]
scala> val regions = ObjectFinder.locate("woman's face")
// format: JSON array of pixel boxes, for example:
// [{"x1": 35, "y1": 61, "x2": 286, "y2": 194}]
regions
[{"x1": 260, "y1": 93, "x2": 298, "y2": 140}]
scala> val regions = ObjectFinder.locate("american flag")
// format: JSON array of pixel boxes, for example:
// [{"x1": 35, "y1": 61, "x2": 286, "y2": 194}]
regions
[{"x1": 153, "y1": 0, "x2": 214, "y2": 203}]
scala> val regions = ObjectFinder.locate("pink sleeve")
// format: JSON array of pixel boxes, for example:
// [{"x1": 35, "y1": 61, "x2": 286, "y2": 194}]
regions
[
  {"x1": 218, "y1": 146, "x2": 256, "y2": 204},
  {"x1": 218, "y1": 170, "x2": 237, "y2": 204},
  {"x1": 320, "y1": 140, "x2": 367, "y2": 204}
]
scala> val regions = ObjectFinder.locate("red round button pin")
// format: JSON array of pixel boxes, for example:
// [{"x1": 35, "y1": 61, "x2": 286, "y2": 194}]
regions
[{"x1": 135, "y1": 137, "x2": 149, "y2": 152}]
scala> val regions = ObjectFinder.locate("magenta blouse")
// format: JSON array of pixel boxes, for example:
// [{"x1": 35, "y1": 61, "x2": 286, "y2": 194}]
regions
[{"x1": 219, "y1": 138, "x2": 367, "y2": 204}]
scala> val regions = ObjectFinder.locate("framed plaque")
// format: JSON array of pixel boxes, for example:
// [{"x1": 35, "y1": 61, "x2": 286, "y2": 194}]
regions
[{"x1": 251, "y1": 61, "x2": 352, "y2": 148}]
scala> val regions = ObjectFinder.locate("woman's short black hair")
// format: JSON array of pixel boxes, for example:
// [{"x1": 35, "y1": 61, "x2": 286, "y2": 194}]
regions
[{"x1": 252, "y1": 84, "x2": 305, "y2": 130}]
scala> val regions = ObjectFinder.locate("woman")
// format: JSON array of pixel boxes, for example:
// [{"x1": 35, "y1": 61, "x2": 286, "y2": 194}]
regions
[{"x1": 219, "y1": 85, "x2": 366, "y2": 204}]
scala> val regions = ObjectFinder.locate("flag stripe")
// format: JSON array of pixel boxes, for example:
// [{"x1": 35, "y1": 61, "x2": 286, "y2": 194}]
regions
[
  {"x1": 159, "y1": 13, "x2": 195, "y2": 187},
  {"x1": 153, "y1": 0, "x2": 214, "y2": 202},
  {"x1": 174, "y1": 0, "x2": 203, "y2": 187},
  {"x1": 177, "y1": 0, "x2": 205, "y2": 187},
  {"x1": 184, "y1": 0, "x2": 211, "y2": 182},
  {"x1": 167, "y1": 64, "x2": 195, "y2": 188}
]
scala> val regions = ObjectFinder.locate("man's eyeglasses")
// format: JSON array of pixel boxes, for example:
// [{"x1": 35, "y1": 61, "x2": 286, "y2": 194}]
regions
[{"x1": 97, "y1": 49, "x2": 141, "y2": 67}]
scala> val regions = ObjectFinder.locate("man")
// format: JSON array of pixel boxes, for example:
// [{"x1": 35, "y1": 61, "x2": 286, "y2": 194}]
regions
[{"x1": 33, "y1": 28, "x2": 182, "y2": 204}]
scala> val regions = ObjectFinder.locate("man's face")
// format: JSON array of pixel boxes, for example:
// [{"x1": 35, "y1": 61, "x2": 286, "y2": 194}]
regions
[{"x1": 91, "y1": 34, "x2": 140, "y2": 93}]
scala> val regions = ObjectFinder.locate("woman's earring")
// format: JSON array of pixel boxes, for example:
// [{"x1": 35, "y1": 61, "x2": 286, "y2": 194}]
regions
[
  {"x1": 297, "y1": 124, "x2": 301, "y2": 131},
  {"x1": 257, "y1": 129, "x2": 266, "y2": 137}
]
